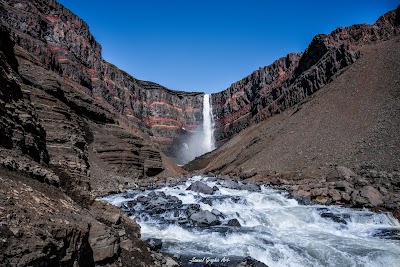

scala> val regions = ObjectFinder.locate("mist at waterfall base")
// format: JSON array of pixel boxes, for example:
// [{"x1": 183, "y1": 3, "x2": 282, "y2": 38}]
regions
[
  {"x1": 178, "y1": 94, "x2": 215, "y2": 164},
  {"x1": 103, "y1": 176, "x2": 400, "y2": 267}
]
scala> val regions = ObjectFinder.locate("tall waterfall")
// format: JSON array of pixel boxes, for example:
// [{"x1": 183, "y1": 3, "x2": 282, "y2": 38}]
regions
[
  {"x1": 202, "y1": 94, "x2": 215, "y2": 152},
  {"x1": 179, "y1": 94, "x2": 215, "y2": 164}
]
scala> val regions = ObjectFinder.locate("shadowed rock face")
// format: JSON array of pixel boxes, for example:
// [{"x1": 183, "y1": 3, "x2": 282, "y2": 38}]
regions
[{"x1": 211, "y1": 7, "x2": 400, "y2": 144}]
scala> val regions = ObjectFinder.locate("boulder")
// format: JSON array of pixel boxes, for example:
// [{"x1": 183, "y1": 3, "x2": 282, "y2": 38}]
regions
[
  {"x1": 227, "y1": 219, "x2": 241, "y2": 227},
  {"x1": 89, "y1": 221, "x2": 119, "y2": 263},
  {"x1": 320, "y1": 212, "x2": 348, "y2": 224},
  {"x1": 190, "y1": 210, "x2": 220, "y2": 226},
  {"x1": 334, "y1": 181, "x2": 353, "y2": 192},
  {"x1": 336, "y1": 166, "x2": 357, "y2": 180},
  {"x1": 186, "y1": 181, "x2": 214, "y2": 194},
  {"x1": 241, "y1": 183, "x2": 261, "y2": 192},
  {"x1": 221, "y1": 179, "x2": 241, "y2": 190},
  {"x1": 360, "y1": 186, "x2": 384, "y2": 207}
]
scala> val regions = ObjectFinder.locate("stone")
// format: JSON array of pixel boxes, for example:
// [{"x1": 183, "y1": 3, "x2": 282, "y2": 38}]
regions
[
  {"x1": 293, "y1": 190, "x2": 311, "y2": 199},
  {"x1": 341, "y1": 192, "x2": 351, "y2": 202},
  {"x1": 336, "y1": 166, "x2": 357, "y2": 180},
  {"x1": 334, "y1": 181, "x2": 353, "y2": 192},
  {"x1": 360, "y1": 186, "x2": 384, "y2": 207},
  {"x1": 241, "y1": 183, "x2": 261, "y2": 192},
  {"x1": 186, "y1": 181, "x2": 214, "y2": 194},
  {"x1": 146, "y1": 238, "x2": 162, "y2": 251},
  {"x1": 329, "y1": 189, "x2": 342, "y2": 202},
  {"x1": 320, "y1": 212, "x2": 348, "y2": 224},
  {"x1": 89, "y1": 221, "x2": 119, "y2": 263},
  {"x1": 211, "y1": 209, "x2": 223, "y2": 216},
  {"x1": 190, "y1": 210, "x2": 220, "y2": 226},
  {"x1": 315, "y1": 196, "x2": 328, "y2": 204},
  {"x1": 227, "y1": 219, "x2": 242, "y2": 227}
]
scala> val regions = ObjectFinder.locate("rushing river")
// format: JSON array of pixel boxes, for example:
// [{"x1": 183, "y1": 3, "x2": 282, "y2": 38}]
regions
[{"x1": 103, "y1": 176, "x2": 400, "y2": 267}]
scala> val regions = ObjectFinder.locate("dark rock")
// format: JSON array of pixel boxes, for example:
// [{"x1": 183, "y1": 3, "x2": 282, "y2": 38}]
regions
[
  {"x1": 186, "y1": 181, "x2": 214, "y2": 194},
  {"x1": 372, "y1": 228, "x2": 400, "y2": 240},
  {"x1": 190, "y1": 210, "x2": 220, "y2": 226},
  {"x1": 241, "y1": 183, "x2": 261, "y2": 192},
  {"x1": 221, "y1": 180, "x2": 241, "y2": 190},
  {"x1": 320, "y1": 212, "x2": 348, "y2": 224},
  {"x1": 146, "y1": 238, "x2": 163, "y2": 251},
  {"x1": 334, "y1": 181, "x2": 353, "y2": 191},
  {"x1": 137, "y1": 195, "x2": 150, "y2": 203},
  {"x1": 227, "y1": 219, "x2": 242, "y2": 227}
]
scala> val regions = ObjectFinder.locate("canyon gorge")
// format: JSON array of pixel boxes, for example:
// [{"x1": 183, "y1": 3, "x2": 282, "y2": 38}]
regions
[{"x1": 0, "y1": 0, "x2": 399, "y2": 266}]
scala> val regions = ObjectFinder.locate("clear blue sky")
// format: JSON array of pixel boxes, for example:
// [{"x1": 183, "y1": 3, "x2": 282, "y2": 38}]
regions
[{"x1": 57, "y1": 0, "x2": 398, "y2": 93}]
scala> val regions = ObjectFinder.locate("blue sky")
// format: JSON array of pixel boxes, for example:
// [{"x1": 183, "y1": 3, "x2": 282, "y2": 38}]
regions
[{"x1": 57, "y1": 0, "x2": 398, "y2": 93}]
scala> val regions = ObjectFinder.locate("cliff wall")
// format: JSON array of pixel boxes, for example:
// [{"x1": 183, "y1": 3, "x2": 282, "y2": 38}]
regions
[
  {"x1": 211, "y1": 7, "x2": 400, "y2": 143},
  {"x1": 0, "y1": 0, "x2": 204, "y2": 158}
]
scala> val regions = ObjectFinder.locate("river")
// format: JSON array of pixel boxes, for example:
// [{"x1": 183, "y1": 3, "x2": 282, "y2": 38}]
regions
[{"x1": 102, "y1": 176, "x2": 400, "y2": 267}]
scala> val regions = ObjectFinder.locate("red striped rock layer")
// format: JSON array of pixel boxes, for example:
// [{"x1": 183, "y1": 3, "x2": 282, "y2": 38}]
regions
[{"x1": 211, "y1": 8, "x2": 399, "y2": 144}]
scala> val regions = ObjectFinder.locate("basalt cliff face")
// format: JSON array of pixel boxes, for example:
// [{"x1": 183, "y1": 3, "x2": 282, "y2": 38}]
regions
[
  {"x1": 0, "y1": 0, "x2": 189, "y2": 266},
  {"x1": 211, "y1": 8, "x2": 400, "y2": 143},
  {"x1": 0, "y1": 0, "x2": 204, "y2": 160}
]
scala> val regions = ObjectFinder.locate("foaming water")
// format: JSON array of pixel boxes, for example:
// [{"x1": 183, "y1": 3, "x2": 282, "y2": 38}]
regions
[{"x1": 102, "y1": 176, "x2": 400, "y2": 266}]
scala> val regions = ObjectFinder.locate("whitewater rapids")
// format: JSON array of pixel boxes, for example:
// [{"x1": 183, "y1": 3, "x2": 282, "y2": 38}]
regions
[{"x1": 103, "y1": 176, "x2": 400, "y2": 267}]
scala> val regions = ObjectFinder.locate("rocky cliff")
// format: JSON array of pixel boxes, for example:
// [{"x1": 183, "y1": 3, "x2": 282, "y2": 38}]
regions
[
  {"x1": 0, "y1": 0, "x2": 205, "y2": 160},
  {"x1": 0, "y1": 1, "x2": 187, "y2": 265},
  {"x1": 211, "y1": 7, "x2": 400, "y2": 143}
]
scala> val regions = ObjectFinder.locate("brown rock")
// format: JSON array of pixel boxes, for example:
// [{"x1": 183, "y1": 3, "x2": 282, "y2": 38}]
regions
[
  {"x1": 360, "y1": 186, "x2": 384, "y2": 207},
  {"x1": 89, "y1": 221, "x2": 119, "y2": 263},
  {"x1": 329, "y1": 189, "x2": 342, "y2": 202},
  {"x1": 315, "y1": 196, "x2": 328, "y2": 204}
]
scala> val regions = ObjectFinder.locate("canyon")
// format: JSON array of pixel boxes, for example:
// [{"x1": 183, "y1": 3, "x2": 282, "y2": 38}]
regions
[{"x1": 0, "y1": 0, "x2": 399, "y2": 266}]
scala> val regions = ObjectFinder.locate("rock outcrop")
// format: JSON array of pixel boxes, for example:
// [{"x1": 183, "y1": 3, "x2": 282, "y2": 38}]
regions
[{"x1": 211, "y1": 7, "x2": 400, "y2": 143}]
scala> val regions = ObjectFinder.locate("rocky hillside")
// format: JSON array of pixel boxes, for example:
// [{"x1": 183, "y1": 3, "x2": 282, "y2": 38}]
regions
[
  {"x1": 211, "y1": 7, "x2": 400, "y2": 143},
  {"x1": 0, "y1": 0, "x2": 204, "y2": 160}
]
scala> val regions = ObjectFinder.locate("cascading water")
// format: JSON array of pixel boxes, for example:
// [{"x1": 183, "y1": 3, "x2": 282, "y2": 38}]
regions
[
  {"x1": 103, "y1": 176, "x2": 400, "y2": 267},
  {"x1": 202, "y1": 94, "x2": 215, "y2": 153},
  {"x1": 180, "y1": 94, "x2": 215, "y2": 164}
]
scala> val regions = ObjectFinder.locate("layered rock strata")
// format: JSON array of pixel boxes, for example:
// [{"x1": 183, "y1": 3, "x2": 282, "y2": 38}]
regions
[
  {"x1": 0, "y1": 6, "x2": 185, "y2": 266},
  {"x1": 0, "y1": 0, "x2": 204, "y2": 158},
  {"x1": 211, "y1": 7, "x2": 400, "y2": 143}
]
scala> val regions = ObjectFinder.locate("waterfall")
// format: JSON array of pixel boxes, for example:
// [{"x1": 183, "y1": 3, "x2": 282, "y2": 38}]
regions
[
  {"x1": 179, "y1": 94, "x2": 215, "y2": 164},
  {"x1": 202, "y1": 94, "x2": 215, "y2": 153}
]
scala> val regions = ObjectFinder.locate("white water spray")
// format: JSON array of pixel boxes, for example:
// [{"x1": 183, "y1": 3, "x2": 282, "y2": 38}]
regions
[
  {"x1": 202, "y1": 94, "x2": 215, "y2": 152},
  {"x1": 179, "y1": 94, "x2": 215, "y2": 164}
]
